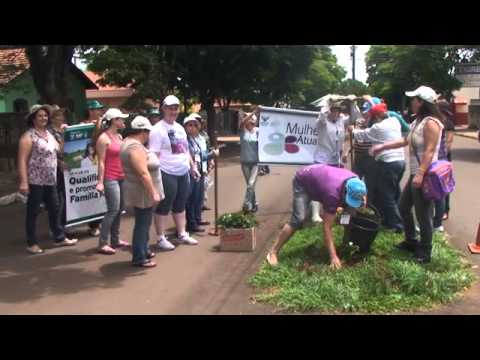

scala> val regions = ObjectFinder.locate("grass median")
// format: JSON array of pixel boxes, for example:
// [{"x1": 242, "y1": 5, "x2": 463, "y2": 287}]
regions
[{"x1": 249, "y1": 225, "x2": 475, "y2": 314}]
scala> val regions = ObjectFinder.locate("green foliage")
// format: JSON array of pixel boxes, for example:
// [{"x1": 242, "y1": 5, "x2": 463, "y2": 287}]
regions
[
  {"x1": 335, "y1": 79, "x2": 369, "y2": 96},
  {"x1": 216, "y1": 211, "x2": 258, "y2": 230},
  {"x1": 250, "y1": 225, "x2": 475, "y2": 313},
  {"x1": 365, "y1": 45, "x2": 480, "y2": 109}
]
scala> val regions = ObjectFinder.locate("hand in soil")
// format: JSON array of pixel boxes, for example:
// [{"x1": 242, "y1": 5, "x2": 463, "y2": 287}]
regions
[{"x1": 330, "y1": 256, "x2": 342, "y2": 270}]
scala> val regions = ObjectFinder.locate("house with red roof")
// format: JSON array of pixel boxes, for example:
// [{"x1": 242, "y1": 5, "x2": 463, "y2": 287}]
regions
[
  {"x1": 84, "y1": 71, "x2": 134, "y2": 109},
  {"x1": 0, "y1": 47, "x2": 97, "y2": 120}
]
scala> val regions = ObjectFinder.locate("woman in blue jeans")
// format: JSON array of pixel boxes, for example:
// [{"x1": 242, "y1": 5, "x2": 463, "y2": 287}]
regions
[
  {"x1": 95, "y1": 108, "x2": 129, "y2": 255},
  {"x1": 121, "y1": 116, "x2": 164, "y2": 267}
]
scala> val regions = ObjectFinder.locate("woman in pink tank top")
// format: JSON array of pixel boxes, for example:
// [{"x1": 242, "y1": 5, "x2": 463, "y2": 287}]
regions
[{"x1": 95, "y1": 108, "x2": 129, "y2": 255}]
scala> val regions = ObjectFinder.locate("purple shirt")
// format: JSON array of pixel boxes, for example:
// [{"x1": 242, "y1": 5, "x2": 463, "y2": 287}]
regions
[{"x1": 295, "y1": 164, "x2": 357, "y2": 214}]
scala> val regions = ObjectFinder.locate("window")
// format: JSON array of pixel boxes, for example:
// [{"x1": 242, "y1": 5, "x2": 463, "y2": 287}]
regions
[{"x1": 13, "y1": 98, "x2": 28, "y2": 113}]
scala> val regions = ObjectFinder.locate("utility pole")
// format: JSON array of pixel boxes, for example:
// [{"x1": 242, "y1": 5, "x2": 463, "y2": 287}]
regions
[{"x1": 351, "y1": 45, "x2": 357, "y2": 81}]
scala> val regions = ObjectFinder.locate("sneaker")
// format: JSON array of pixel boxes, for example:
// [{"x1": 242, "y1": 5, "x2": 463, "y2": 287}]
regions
[
  {"x1": 434, "y1": 226, "x2": 445, "y2": 233},
  {"x1": 157, "y1": 236, "x2": 175, "y2": 251},
  {"x1": 89, "y1": 228, "x2": 100, "y2": 237},
  {"x1": 177, "y1": 232, "x2": 198, "y2": 246},
  {"x1": 54, "y1": 238, "x2": 78, "y2": 247},
  {"x1": 312, "y1": 216, "x2": 323, "y2": 223}
]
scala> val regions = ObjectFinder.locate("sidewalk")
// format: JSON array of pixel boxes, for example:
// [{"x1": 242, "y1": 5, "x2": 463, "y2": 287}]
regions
[{"x1": 455, "y1": 126, "x2": 479, "y2": 141}]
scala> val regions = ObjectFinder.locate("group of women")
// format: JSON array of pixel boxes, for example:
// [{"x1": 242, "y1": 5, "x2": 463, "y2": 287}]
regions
[{"x1": 17, "y1": 95, "x2": 218, "y2": 268}]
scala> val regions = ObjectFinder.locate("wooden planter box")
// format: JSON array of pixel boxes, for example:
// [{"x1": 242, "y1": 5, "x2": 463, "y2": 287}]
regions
[{"x1": 219, "y1": 227, "x2": 256, "y2": 252}]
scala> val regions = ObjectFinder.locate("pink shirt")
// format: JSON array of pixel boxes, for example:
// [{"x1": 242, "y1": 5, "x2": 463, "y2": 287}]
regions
[{"x1": 104, "y1": 132, "x2": 125, "y2": 180}]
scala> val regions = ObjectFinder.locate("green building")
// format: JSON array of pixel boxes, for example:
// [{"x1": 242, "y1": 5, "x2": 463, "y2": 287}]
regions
[{"x1": 0, "y1": 48, "x2": 97, "y2": 122}]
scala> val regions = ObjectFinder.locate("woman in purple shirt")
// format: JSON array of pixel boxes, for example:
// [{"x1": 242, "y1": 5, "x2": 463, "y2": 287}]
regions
[{"x1": 266, "y1": 164, "x2": 367, "y2": 269}]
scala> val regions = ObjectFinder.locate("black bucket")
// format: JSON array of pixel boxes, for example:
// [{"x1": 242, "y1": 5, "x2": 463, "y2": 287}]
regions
[{"x1": 344, "y1": 206, "x2": 381, "y2": 254}]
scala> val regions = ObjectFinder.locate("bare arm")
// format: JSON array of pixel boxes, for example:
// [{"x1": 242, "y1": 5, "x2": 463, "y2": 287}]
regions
[
  {"x1": 417, "y1": 120, "x2": 442, "y2": 174},
  {"x1": 96, "y1": 135, "x2": 109, "y2": 191},
  {"x1": 130, "y1": 148, "x2": 160, "y2": 201},
  {"x1": 322, "y1": 212, "x2": 341, "y2": 269},
  {"x1": 17, "y1": 133, "x2": 32, "y2": 194},
  {"x1": 446, "y1": 130, "x2": 454, "y2": 153}
]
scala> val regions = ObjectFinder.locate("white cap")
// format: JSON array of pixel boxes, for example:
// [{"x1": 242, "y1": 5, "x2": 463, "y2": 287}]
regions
[
  {"x1": 405, "y1": 86, "x2": 437, "y2": 104},
  {"x1": 131, "y1": 116, "x2": 152, "y2": 131},
  {"x1": 102, "y1": 108, "x2": 129, "y2": 121},
  {"x1": 190, "y1": 112, "x2": 202, "y2": 120},
  {"x1": 183, "y1": 114, "x2": 201, "y2": 126},
  {"x1": 163, "y1": 95, "x2": 180, "y2": 106}
]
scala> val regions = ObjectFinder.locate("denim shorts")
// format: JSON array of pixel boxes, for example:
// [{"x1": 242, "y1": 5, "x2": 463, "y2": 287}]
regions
[{"x1": 289, "y1": 177, "x2": 311, "y2": 229}]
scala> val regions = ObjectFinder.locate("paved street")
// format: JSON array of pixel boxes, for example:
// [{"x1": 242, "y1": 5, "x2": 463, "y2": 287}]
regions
[
  {"x1": 0, "y1": 135, "x2": 479, "y2": 315},
  {"x1": 0, "y1": 146, "x2": 297, "y2": 314}
]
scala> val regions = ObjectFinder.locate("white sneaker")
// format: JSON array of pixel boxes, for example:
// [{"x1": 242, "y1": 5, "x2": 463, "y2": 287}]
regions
[
  {"x1": 157, "y1": 236, "x2": 175, "y2": 251},
  {"x1": 434, "y1": 226, "x2": 445, "y2": 233},
  {"x1": 312, "y1": 216, "x2": 323, "y2": 223},
  {"x1": 177, "y1": 232, "x2": 198, "y2": 246}
]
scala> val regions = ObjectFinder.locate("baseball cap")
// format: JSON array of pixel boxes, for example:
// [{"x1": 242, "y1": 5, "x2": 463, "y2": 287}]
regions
[
  {"x1": 361, "y1": 97, "x2": 382, "y2": 113},
  {"x1": 131, "y1": 116, "x2": 152, "y2": 131},
  {"x1": 87, "y1": 100, "x2": 105, "y2": 110},
  {"x1": 163, "y1": 95, "x2": 180, "y2": 106},
  {"x1": 183, "y1": 114, "x2": 201, "y2": 126},
  {"x1": 369, "y1": 103, "x2": 388, "y2": 117},
  {"x1": 345, "y1": 178, "x2": 367, "y2": 209},
  {"x1": 102, "y1": 108, "x2": 129, "y2": 121},
  {"x1": 190, "y1": 112, "x2": 202, "y2": 120},
  {"x1": 405, "y1": 86, "x2": 437, "y2": 104}
]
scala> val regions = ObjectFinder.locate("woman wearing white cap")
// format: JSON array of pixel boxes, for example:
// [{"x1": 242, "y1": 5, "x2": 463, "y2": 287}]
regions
[
  {"x1": 371, "y1": 86, "x2": 444, "y2": 264},
  {"x1": 148, "y1": 95, "x2": 199, "y2": 250},
  {"x1": 121, "y1": 116, "x2": 164, "y2": 268},
  {"x1": 95, "y1": 108, "x2": 130, "y2": 255},
  {"x1": 183, "y1": 114, "x2": 219, "y2": 232}
]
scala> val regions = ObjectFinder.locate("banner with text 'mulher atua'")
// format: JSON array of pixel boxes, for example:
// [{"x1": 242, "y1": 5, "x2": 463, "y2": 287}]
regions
[{"x1": 258, "y1": 106, "x2": 320, "y2": 165}]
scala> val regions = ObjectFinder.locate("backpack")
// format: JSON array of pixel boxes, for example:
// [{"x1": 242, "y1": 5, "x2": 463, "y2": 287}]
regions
[{"x1": 411, "y1": 120, "x2": 455, "y2": 201}]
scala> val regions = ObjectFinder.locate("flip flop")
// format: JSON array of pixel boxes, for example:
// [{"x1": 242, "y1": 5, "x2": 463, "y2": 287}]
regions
[
  {"x1": 146, "y1": 251, "x2": 156, "y2": 259},
  {"x1": 132, "y1": 261, "x2": 156, "y2": 268},
  {"x1": 27, "y1": 246, "x2": 44, "y2": 255},
  {"x1": 112, "y1": 240, "x2": 130, "y2": 249},
  {"x1": 98, "y1": 246, "x2": 116, "y2": 255}
]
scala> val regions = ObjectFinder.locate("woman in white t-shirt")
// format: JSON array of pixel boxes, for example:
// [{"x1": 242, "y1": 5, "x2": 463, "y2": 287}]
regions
[{"x1": 148, "y1": 95, "x2": 200, "y2": 250}]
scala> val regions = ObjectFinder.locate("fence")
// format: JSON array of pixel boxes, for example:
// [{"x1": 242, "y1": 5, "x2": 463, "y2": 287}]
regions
[{"x1": 0, "y1": 112, "x2": 27, "y2": 172}]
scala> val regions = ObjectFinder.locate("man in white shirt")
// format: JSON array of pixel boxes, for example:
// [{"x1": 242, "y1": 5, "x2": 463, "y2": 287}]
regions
[
  {"x1": 149, "y1": 95, "x2": 201, "y2": 250},
  {"x1": 350, "y1": 102, "x2": 405, "y2": 232}
]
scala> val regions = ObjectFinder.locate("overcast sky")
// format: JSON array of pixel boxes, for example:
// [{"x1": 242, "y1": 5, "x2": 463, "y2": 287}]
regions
[{"x1": 331, "y1": 45, "x2": 370, "y2": 84}]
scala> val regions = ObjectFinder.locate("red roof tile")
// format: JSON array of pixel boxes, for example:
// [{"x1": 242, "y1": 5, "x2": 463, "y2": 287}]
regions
[{"x1": 0, "y1": 48, "x2": 29, "y2": 86}]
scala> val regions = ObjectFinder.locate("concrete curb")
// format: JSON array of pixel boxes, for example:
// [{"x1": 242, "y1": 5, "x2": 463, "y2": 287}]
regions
[{"x1": 455, "y1": 132, "x2": 478, "y2": 140}]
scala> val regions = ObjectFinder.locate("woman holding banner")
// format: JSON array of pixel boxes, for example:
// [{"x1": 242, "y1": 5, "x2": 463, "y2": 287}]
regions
[
  {"x1": 95, "y1": 108, "x2": 130, "y2": 255},
  {"x1": 18, "y1": 105, "x2": 78, "y2": 254},
  {"x1": 239, "y1": 109, "x2": 260, "y2": 213}
]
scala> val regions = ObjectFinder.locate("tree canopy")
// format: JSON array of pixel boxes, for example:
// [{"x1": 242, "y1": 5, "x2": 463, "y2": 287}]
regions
[{"x1": 366, "y1": 45, "x2": 480, "y2": 109}]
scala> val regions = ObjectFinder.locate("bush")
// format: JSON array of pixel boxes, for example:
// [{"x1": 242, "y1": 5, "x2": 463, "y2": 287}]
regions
[{"x1": 216, "y1": 211, "x2": 258, "y2": 230}]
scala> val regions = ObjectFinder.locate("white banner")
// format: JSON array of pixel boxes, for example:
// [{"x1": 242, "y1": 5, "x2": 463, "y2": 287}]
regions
[
  {"x1": 258, "y1": 106, "x2": 320, "y2": 165},
  {"x1": 63, "y1": 124, "x2": 107, "y2": 227}
]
